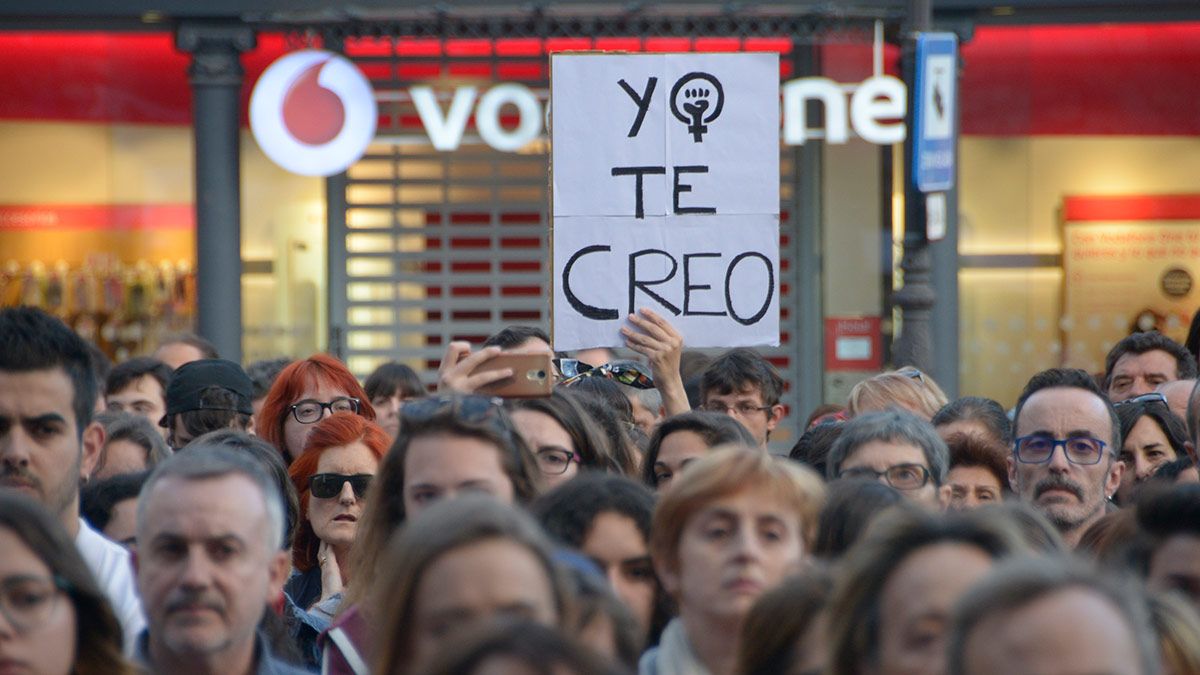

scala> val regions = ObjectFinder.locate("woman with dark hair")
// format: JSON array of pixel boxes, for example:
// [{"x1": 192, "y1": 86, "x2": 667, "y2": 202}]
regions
[
  {"x1": 324, "y1": 395, "x2": 543, "y2": 674},
  {"x1": 812, "y1": 478, "x2": 904, "y2": 559},
  {"x1": 562, "y1": 380, "x2": 643, "y2": 474},
  {"x1": 736, "y1": 566, "x2": 833, "y2": 675},
  {"x1": 510, "y1": 391, "x2": 622, "y2": 489},
  {"x1": 531, "y1": 474, "x2": 671, "y2": 647},
  {"x1": 0, "y1": 493, "x2": 134, "y2": 675},
  {"x1": 640, "y1": 411, "x2": 755, "y2": 491},
  {"x1": 419, "y1": 619, "x2": 628, "y2": 675},
  {"x1": 1115, "y1": 394, "x2": 1190, "y2": 504},
  {"x1": 255, "y1": 354, "x2": 377, "y2": 462},
  {"x1": 370, "y1": 495, "x2": 573, "y2": 673},
  {"x1": 285, "y1": 413, "x2": 390, "y2": 617},
  {"x1": 826, "y1": 506, "x2": 1030, "y2": 675},
  {"x1": 362, "y1": 361, "x2": 424, "y2": 438}
]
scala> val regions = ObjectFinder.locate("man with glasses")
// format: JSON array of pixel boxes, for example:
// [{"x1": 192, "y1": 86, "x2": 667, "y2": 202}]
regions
[
  {"x1": 1009, "y1": 368, "x2": 1123, "y2": 548},
  {"x1": 160, "y1": 359, "x2": 255, "y2": 449},
  {"x1": 825, "y1": 409, "x2": 949, "y2": 508},
  {"x1": 1103, "y1": 331, "x2": 1197, "y2": 402},
  {"x1": 697, "y1": 348, "x2": 785, "y2": 450}
]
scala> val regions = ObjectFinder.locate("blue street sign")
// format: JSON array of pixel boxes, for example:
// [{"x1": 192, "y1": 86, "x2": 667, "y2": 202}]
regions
[{"x1": 913, "y1": 32, "x2": 958, "y2": 192}]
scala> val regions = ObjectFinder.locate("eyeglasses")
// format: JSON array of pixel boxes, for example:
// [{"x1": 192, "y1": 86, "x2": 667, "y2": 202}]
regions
[
  {"x1": 1013, "y1": 435, "x2": 1107, "y2": 465},
  {"x1": 552, "y1": 358, "x2": 593, "y2": 380},
  {"x1": 534, "y1": 447, "x2": 579, "y2": 475},
  {"x1": 289, "y1": 397, "x2": 361, "y2": 424},
  {"x1": 0, "y1": 574, "x2": 70, "y2": 634},
  {"x1": 559, "y1": 362, "x2": 655, "y2": 390},
  {"x1": 897, "y1": 367, "x2": 926, "y2": 385},
  {"x1": 1113, "y1": 392, "x2": 1168, "y2": 408},
  {"x1": 701, "y1": 401, "x2": 773, "y2": 417},
  {"x1": 839, "y1": 464, "x2": 931, "y2": 491},
  {"x1": 309, "y1": 473, "x2": 373, "y2": 499}
]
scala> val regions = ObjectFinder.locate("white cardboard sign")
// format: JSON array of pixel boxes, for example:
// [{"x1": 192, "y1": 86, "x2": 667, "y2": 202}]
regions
[{"x1": 551, "y1": 52, "x2": 781, "y2": 350}]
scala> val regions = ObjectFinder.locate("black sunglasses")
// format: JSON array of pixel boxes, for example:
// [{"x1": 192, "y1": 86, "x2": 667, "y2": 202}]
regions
[
  {"x1": 400, "y1": 394, "x2": 519, "y2": 441},
  {"x1": 309, "y1": 473, "x2": 373, "y2": 499},
  {"x1": 559, "y1": 361, "x2": 655, "y2": 390}
]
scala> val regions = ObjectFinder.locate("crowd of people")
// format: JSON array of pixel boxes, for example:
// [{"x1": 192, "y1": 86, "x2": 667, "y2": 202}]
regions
[{"x1": 3, "y1": 303, "x2": 1200, "y2": 675}]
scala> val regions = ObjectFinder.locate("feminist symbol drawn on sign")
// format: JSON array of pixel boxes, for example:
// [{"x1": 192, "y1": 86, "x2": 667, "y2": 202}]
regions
[{"x1": 670, "y1": 72, "x2": 724, "y2": 142}]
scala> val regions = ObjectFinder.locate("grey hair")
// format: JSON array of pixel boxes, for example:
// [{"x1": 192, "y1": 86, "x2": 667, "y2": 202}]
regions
[
  {"x1": 136, "y1": 445, "x2": 285, "y2": 550},
  {"x1": 826, "y1": 408, "x2": 949, "y2": 485},
  {"x1": 946, "y1": 556, "x2": 1159, "y2": 675}
]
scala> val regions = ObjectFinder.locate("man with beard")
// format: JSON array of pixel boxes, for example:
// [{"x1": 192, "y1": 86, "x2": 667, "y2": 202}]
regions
[
  {"x1": 133, "y1": 446, "x2": 304, "y2": 674},
  {"x1": 0, "y1": 306, "x2": 146, "y2": 652},
  {"x1": 1009, "y1": 368, "x2": 1124, "y2": 548}
]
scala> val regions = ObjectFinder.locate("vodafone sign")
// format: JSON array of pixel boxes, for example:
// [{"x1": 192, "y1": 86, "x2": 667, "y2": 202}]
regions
[{"x1": 250, "y1": 50, "x2": 377, "y2": 177}]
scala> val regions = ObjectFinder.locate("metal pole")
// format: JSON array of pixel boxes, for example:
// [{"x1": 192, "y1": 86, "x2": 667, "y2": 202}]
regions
[
  {"x1": 324, "y1": 32, "x2": 349, "y2": 360},
  {"x1": 795, "y1": 43, "x2": 824, "y2": 417},
  {"x1": 892, "y1": 0, "x2": 935, "y2": 372},
  {"x1": 176, "y1": 22, "x2": 255, "y2": 364}
]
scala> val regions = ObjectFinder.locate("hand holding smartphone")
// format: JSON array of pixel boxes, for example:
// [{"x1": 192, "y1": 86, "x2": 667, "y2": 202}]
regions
[{"x1": 469, "y1": 352, "x2": 553, "y2": 398}]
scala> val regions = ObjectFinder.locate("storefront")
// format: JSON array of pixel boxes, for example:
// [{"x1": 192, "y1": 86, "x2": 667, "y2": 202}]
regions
[{"x1": 2, "y1": 4, "x2": 1198, "y2": 434}]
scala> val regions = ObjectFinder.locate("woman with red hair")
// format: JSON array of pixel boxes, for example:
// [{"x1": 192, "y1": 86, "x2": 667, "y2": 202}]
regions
[
  {"x1": 256, "y1": 353, "x2": 377, "y2": 462},
  {"x1": 284, "y1": 413, "x2": 390, "y2": 667}
]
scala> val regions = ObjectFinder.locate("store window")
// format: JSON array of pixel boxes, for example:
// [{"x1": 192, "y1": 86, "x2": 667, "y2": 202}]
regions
[
  {"x1": 958, "y1": 22, "x2": 1200, "y2": 404},
  {"x1": 0, "y1": 31, "x2": 321, "y2": 362}
]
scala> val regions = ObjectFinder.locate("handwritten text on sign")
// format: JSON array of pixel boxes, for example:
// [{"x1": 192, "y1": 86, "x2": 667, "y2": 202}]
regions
[{"x1": 551, "y1": 53, "x2": 781, "y2": 350}]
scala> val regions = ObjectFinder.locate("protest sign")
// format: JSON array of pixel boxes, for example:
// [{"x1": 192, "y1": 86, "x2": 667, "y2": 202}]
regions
[{"x1": 551, "y1": 52, "x2": 780, "y2": 350}]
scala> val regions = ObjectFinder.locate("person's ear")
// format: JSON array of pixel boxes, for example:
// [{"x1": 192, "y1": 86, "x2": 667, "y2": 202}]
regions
[
  {"x1": 653, "y1": 557, "x2": 680, "y2": 599},
  {"x1": 1105, "y1": 457, "x2": 1124, "y2": 499},
  {"x1": 80, "y1": 421, "x2": 105, "y2": 482},
  {"x1": 938, "y1": 484, "x2": 953, "y2": 511},
  {"x1": 1006, "y1": 454, "x2": 1018, "y2": 492},
  {"x1": 766, "y1": 404, "x2": 785, "y2": 431},
  {"x1": 1186, "y1": 440, "x2": 1196, "y2": 463},
  {"x1": 247, "y1": 415, "x2": 258, "y2": 435},
  {"x1": 266, "y1": 549, "x2": 290, "y2": 604}
]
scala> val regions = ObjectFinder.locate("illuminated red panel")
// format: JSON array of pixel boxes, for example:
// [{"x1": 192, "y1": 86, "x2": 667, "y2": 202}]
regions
[
  {"x1": 358, "y1": 62, "x2": 392, "y2": 80},
  {"x1": 595, "y1": 37, "x2": 642, "y2": 52},
  {"x1": 396, "y1": 38, "x2": 442, "y2": 56},
  {"x1": 451, "y1": 261, "x2": 491, "y2": 272},
  {"x1": 500, "y1": 237, "x2": 541, "y2": 248},
  {"x1": 645, "y1": 37, "x2": 691, "y2": 52},
  {"x1": 744, "y1": 37, "x2": 793, "y2": 54},
  {"x1": 497, "y1": 63, "x2": 545, "y2": 80},
  {"x1": 501, "y1": 261, "x2": 541, "y2": 272},
  {"x1": 398, "y1": 63, "x2": 442, "y2": 79},
  {"x1": 445, "y1": 39, "x2": 493, "y2": 56},
  {"x1": 694, "y1": 37, "x2": 741, "y2": 52},
  {"x1": 344, "y1": 37, "x2": 393, "y2": 57},
  {"x1": 496, "y1": 38, "x2": 542, "y2": 56},
  {"x1": 502, "y1": 286, "x2": 543, "y2": 296},
  {"x1": 546, "y1": 37, "x2": 592, "y2": 52},
  {"x1": 447, "y1": 63, "x2": 493, "y2": 77}
]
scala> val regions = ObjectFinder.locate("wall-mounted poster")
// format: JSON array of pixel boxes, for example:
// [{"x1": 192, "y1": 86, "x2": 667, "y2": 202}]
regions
[{"x1": 1061, "y1": 195, "x2": 1200, "y2": 372}]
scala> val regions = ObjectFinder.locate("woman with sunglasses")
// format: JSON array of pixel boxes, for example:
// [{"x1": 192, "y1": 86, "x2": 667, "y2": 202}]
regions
[
  {"x1": 285, "y1": 413, "x2": 389, "y2": 619},
  {"x1": 256, "y1": 354, "x2": 377, "y2": 462},
  {"x1": 0, "y1": 493, "x2": 134, "y2": 675},
  {"x1": 1115, "y1": 393, "x2": 1190, "y2": 504}
]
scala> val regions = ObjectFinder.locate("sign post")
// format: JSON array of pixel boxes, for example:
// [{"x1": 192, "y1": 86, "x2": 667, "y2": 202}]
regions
[{"x1": 550, "y1": 53, "x2": 781, "y2": 350}]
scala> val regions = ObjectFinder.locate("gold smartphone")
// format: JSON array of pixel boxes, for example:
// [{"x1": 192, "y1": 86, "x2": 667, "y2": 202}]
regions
[{"x1": 470, "y1": 352, "x2": 553, "y2": 398}]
